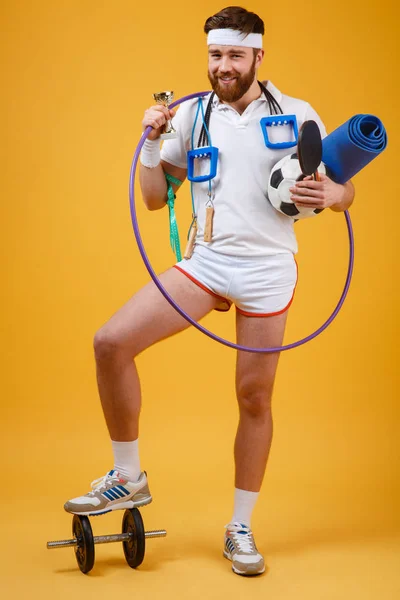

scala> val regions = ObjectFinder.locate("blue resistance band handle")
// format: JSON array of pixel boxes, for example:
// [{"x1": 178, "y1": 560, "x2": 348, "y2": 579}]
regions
[
  {"x1": 260, "y1": 115, "x2": 298, "y2": 150},
  {"x1": 187, "y1": 146, "x2": 219, "y2": 182}
]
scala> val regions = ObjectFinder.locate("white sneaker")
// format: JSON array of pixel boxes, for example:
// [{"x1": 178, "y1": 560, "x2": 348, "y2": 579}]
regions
[
  {"x1": 64, "y1": 470, "x2": 152, "y2": 516},
  {"x1": 223, "y1": 522, "x2": 265, "y2": 576}
]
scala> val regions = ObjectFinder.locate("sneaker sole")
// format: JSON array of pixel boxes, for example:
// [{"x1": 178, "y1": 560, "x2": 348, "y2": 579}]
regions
[
  {"x1": 223, "y1": 550, "x2": 266, "y2": 576},
  {"x1": 66, "y1": 496, "x2": 153, "y2": 517}
]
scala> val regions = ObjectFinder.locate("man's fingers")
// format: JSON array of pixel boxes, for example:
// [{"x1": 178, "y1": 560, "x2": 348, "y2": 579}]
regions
[
  {"x1": 144, "y1": 106, "x2": 171, "y2": 121},
  {"x1": 293, "y1": 197, "x2": 324, "y2": 207},
  {"x1": 148, "y1": 118, "x2": 164, "y2": 129},
  {"x1": 152, "y1": 105, "x2": 171, "y2": 118},
  {"x1": 142, "y1": 106, "x2": 171, "y2": 130},
  {"x1": 142, "y1": 105, "x2": 176, "y2": 134},
  {"x1": 290, "y1": 187, "x2": 324, "y2": 199},
  {"x1": 294, "y1": 201, "x2": 323, "y2": 208},
  {"x1": 292, "y1": 179, "x2": 322, "y2": 190}
]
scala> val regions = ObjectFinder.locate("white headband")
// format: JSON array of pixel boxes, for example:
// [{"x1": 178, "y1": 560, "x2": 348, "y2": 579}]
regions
[{"x1": 207, "y1": 28, "x2": 263, "y2": 49}]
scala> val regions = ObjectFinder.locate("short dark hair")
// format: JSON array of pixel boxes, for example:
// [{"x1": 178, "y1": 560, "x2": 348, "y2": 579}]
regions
[{"x1": 204, "y1": 6, "x2": 264, "y2": 36}]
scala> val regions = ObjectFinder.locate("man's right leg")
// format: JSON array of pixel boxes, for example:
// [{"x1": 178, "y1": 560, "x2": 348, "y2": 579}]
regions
[
  {"x1": 64, "y1": 266, "x2": 220, "y2": 515},
  {"x1": 95, "y1": 266, "x2": 219, "y2": 440}
]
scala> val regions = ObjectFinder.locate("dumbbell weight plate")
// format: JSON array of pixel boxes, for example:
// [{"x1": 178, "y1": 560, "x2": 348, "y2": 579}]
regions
[
  {"x1": 72, "y1": 515, "x2": 95, "y2": 574},
  {"x1": 122, "y1": 508, "x2": 145, "y2": 568}
]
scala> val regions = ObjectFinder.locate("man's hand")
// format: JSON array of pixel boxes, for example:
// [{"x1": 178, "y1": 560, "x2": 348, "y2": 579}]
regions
[
  {"x1": 142, "y1": 105, "x2": 176, "y2": 140},
  {"x1": 289, "y1": 174, "x2": 354, "y2": 212}
]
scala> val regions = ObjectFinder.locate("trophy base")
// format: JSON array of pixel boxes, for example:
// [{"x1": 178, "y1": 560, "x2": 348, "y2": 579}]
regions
[{"x1": 160, "y1": 131, "x2": 178, "y2": 140}]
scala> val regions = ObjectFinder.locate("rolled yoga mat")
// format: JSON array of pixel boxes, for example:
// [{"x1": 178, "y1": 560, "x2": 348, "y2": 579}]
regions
[{"x1": 321, "y1": 114, "x2": 387, "y2": 184}]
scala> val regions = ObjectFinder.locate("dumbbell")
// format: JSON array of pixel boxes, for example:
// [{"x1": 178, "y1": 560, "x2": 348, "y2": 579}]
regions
[{"x1": 47, "y1": 508, "x2": 166, "y2": 573}]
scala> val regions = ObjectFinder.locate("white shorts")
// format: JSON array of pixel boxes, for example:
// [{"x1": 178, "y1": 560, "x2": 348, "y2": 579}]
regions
[{"x1": 174, "y1": 244, "x2": 298, "y2": 317}]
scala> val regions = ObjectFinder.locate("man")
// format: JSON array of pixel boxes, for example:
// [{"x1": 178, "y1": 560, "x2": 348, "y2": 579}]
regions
[{"x1": 64, "y1": 6, "x2": 354, "y2": 576}]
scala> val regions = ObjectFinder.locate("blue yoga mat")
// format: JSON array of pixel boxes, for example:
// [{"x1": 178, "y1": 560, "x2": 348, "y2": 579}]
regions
[{"x1": 321, "y1": 114, "x2": 387, "y2": 184}]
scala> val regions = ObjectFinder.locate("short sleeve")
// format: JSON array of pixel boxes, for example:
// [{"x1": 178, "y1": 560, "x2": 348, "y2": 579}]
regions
[{"x1": 304, "y1": 103, "x2": 328, "y2": 139}]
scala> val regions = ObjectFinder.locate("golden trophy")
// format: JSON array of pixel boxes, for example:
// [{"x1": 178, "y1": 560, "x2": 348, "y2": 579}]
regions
[{"x1": 153, "y1": 91, "x2": 177, "y2": 139}]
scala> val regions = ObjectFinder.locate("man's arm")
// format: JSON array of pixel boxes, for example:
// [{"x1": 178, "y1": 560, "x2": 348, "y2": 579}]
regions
[
  {"x1": 139, "y1": 159, "x2": 187, "y2": 211},
  {"x1": 139, "y1": 103, "x2": 187, "y2": 210},
  {"x1": 328, "y1": 179, "x2": 355, "y2": 212}
]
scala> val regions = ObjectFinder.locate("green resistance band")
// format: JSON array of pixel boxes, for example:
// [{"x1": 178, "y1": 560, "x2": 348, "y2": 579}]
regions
[{"x1": 165, "y1": 173, "x2": 183, "y2": 262}]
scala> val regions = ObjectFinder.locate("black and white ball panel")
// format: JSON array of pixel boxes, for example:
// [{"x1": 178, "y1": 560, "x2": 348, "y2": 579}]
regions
[{"x1": 267, "y1": 153, "x2": 327, "y2": 219}]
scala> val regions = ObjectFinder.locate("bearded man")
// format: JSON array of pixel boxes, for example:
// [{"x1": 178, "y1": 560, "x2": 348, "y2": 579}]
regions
[{"x1": 64, "y1": 6, "x2": 354, "y2": 577}]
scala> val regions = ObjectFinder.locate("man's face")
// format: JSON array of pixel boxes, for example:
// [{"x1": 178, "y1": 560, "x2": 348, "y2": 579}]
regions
[{"x1": 207, "y1": 45, "x2": 263, "y2": 102}]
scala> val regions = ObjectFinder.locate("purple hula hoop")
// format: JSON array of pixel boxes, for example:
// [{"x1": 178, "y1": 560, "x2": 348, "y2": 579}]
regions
[{"x1": 129, "y1": 92, "x2": 355, "y2": 353}]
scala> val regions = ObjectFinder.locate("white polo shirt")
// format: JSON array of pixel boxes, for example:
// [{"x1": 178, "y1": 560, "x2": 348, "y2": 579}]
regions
[{"x1": 160, "y1": 81, "x2": 327, "y2": 257}]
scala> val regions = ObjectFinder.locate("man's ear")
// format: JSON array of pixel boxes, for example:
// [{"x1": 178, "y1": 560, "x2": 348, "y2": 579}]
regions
[{"x1": 256, "y1": 49, "x2": 265, "y2": 68}]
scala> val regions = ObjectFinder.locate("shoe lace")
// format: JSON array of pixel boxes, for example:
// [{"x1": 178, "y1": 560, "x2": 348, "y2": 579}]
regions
[
  {"x1": 225, "y1": 523, "x2": 256, "y2": 554},
  {"x1": 88, "y1": 474, "x2": 115, "y2": 495}
]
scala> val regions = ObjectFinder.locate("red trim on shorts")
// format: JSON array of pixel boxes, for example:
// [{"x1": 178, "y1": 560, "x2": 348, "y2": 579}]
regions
[
  {"x1": 173, "y1": 265, "x2": 231, "y2": 312},
  {"x1": 235, "y1": 256, "x2": 299, "y2": 318}
]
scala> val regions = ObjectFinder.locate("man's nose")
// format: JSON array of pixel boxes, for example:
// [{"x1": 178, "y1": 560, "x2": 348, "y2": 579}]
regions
[{"x1": 219, "y1": 56, "x2": 233, "y2": 72}]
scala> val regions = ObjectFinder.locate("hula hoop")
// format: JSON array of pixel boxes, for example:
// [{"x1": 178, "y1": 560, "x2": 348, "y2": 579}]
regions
[{"x1": 129, "y1": 92, "x2": 354, "y2": 353}]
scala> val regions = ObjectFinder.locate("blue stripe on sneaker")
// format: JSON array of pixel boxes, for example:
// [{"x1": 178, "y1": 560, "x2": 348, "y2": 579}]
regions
[
  {"x1": 117, "y1": 485, "x2": 130, "y2": 495},
  {"x1": 111, "y1": 487, "x2": 125, "y2": 498},
  {"x1": 106, "y1": 489, "x2": 120, "y2": 500},
  {"x1": 109, "y1": 470, "x2": 115, "y2": 476},
  {"x1": 103, "y1": 491, "x2": 115, "y2": 501}
]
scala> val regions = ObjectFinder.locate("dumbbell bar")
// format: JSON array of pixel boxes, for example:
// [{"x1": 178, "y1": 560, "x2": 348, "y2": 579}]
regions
[
  {"x1": 47, "y1": 529, "x2": 166, "y2": 548},
  {"x1": 47, "y1": 508, "x2": 166, "y2": 574}
]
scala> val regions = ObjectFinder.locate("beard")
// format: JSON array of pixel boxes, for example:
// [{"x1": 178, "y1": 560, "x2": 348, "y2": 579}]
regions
[{"x1": 208, "y1": 55, "x2": 257, "y2": 103}]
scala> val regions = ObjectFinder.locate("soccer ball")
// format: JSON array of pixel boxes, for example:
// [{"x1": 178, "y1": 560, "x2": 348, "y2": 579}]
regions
[{"x1": 267, "y1": 153, "x2": 327, "y2": 220}]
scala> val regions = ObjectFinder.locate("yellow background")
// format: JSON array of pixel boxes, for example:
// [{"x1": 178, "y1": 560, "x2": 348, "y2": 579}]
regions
[{"x1": 2, "y1": 0, "x2": 399, "y2": 598}]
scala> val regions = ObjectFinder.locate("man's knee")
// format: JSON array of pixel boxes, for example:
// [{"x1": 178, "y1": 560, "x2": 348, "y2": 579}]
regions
[
  {"x1": 237, "y1": 382, "x2": 274, "y2": 417},
  {"x1": 93, "y1": 327, "x2": 129, "y2": 362}
]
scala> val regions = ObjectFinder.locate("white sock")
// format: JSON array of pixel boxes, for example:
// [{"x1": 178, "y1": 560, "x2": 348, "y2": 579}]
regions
[
  {"x1": 230, "y1": 488, "x2": 259, "y2": 528},
  {"x1": 111, "y1": 439, "x2": 141, "y2": 482}
]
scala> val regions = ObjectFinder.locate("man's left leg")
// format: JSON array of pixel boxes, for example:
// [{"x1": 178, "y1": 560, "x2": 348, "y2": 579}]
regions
[{"x1": 223, "y1": 310, "x2": 288, "y2": 576}]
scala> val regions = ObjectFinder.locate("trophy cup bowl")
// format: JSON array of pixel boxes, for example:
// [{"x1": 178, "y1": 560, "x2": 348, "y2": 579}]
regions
[{"x1": 153, "y1": 91, "x2": 178, "y2": 140}]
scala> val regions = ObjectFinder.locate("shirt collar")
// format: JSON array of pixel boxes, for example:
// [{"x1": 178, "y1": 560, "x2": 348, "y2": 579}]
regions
[{"x1": 211, "y1": 80, "x2": 283, "y2": 109}]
